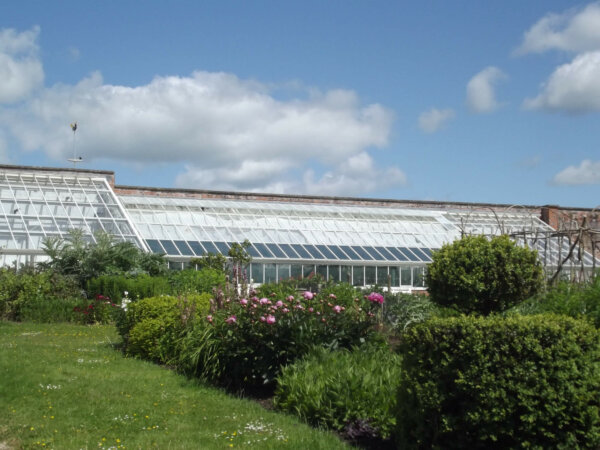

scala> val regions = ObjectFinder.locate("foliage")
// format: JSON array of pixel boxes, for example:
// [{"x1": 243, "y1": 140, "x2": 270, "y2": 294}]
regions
[
  {"x1": 73, "y1": 294, "x2": 120, "y2": 325},
  {"x1": 275, "y1": 345, "x2": 401, "y2": 440},
  {"x1": 121, "y1": 294, "x2": 211, "y2": 363},
  {"x1": 510, "y1": 276, "x2": 600, "y2": 327},
  {"x1": 40, "y1": 229, "x2": 168, "y2": 287},
  {"x1": 87, "y1": 273, "x2": 171, "y2": 303},
  {"x1": 426, "y1": 234, "x2": 543, "y2": 315},
  {"x1": 168, "y1": 268, "x2": 227, "y2": 295},
  {"x1": 189, "y1": 253, "x2": 227, "y2": 273},
  {"x1": 382, "y1": 292, "x2": 436, "y2": 332},
  {"x1": 0, "y1": 267, "x2": 82, "y2": 322},
  {"x1": 176, "y1": 289, "x2": 383, "y2": 391},
  {"x1": 396, "y1": 315, "x2": 600, "y2": 449}
]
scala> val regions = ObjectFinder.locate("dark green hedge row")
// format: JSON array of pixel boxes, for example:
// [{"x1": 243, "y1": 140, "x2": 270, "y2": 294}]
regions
[{"x1": 396, "y1": 314, "x2": 600, "y2": 449}]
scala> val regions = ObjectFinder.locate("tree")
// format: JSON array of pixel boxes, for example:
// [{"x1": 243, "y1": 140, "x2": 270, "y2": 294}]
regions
[{"x1": 426, "y1": 235, "x2": 543, "y2": 315}]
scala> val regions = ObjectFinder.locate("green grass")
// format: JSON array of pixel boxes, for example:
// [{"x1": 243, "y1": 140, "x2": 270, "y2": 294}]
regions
[{"x1": 0, "y1": 322, "x2": 348, "y2": 449}]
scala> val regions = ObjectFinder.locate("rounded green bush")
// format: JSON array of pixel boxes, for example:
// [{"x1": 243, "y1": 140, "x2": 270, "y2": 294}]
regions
[
  {"x1": 426, "y1": 235, "x2": 543, "y2": 315},
  {"x1": 396, "y1": 315, "x2": 600, "y2": 449}
]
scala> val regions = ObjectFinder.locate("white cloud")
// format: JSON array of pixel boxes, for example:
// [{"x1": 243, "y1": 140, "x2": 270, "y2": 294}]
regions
[
  {"x1": 1, "y1": 60, "x2": 404, "y2": 194},
  {"x1": 466, "y1": 66, "x2": 507, "y2": 113},
  {"x1": 418, "y1": 108, "x2": 455, "y2": 133},
  {"x1": 523, "y1": 51, "x2": 600, "y2": 113},
  {"x1": 552, "y1": 159, "x2": 600, "y2": 185},
  {"x1": 515, "y1": 2, "x2": 600, "y2": 55},
  {"x1": 0, "y1": 26, "x2": 44, "y2": 103}
]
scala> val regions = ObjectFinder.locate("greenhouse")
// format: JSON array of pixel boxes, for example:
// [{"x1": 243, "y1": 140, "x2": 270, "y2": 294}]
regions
[{"x1": 0, "y1": 164, "x2": 597, "y2": 290}]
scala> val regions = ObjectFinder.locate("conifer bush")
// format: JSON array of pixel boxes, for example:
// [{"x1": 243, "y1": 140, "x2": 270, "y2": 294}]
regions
[{"x1": 396, "y1": 315, "x2": 600, "y2": 449}]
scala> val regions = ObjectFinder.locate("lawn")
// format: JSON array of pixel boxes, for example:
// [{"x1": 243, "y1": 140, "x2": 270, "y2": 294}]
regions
[{"x1": 0, "y1": 322, "x2": 348, "y2": 449}]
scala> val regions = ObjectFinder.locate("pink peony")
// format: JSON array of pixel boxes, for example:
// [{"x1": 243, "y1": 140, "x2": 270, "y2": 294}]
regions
[
  {"x1": 225, "y1": 315, "x2": 237, "y2": 324},
  {"x1": 308, "y1": 307, "x2": 314, "y2": 313},
  {"x1": 282, "y1": 308, "x2": 290, "y2": 314},
  {"x1": 206, "y1": 315, "x2": 213, "y2": 323},
  {"x1": 329, "y1": 293, "x2": 337, "y2": 299},
  {"x1": 259, "y1": 298, "x2": 269, "y2": 305},
  {"x1": 295, "y1": 304, "x2": 305, "y2": 310},
  {"x1": 240, "y1": 298, "x2": 248, "y2": 306},
  {"x1": 275, "y1": 300, "x2": 284, "y2": 308},
  {"x1": 286, "y1": 295, "x2": 295, "y2": 302},
  {"x1": 367, "y1": 292, "x2": 385, "y2": 304},
  {"x1": 303, "y1": 291, "x2": 314, "y2": 300},
  {"x1": 333, "y1": 305, "x2": 342, "y2": 314},
  {"x1": 260, "y1": 316, "x2": 266, "y2": 322},
  {"x1": 266, "y1": 315, "x2": 276, "y2": 324}
]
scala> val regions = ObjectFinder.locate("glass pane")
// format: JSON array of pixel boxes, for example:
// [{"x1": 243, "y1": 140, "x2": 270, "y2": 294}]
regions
[
  {"x1": 188, "y1": 241, "x2": 205, "y2": 256},
  {"x1": 364, "y1": 247, "x2": 386, "y2": 261},
  {"x1": 389, "y1": 266, "x2": 400, "y2": 287},
  {"x1": 174, "y1": 240, "x2": 194, "y2": 256},
  {"x1": 160, "y1": 240, "x2": 180, "y2": 255},
  {"x1": 304, "y1": 244, "x2": 325, "y2": 259},
  {"x1": 291, "y1": 264, "x2": 302, "y2": 280},
  {"x1": 253, "y1": 243, "x2": 274, "y2": 258},
  {"x1": 353, "y1": 266, "x2": 365, "y2": 286},
  {"x1": 264, "y1": 264, "x2": 277, "y2": 283},
  {"x1": 146, "y1": 239, "x2": 164, "y2": 254},
  {"x1": 401, "y1": 267, "x2": 412, "y2": 286},
  {"x1": 340, "y1": 266, "x2": 352, "y2": 284},
  {"x1": 316, "y1": 245, "x2": 337, "y2": 260},
  {"x1": 400, "y1": 248, "x2": 420, "y2": 262},
  {"x1": 291, "y1": 244, "x2": 311, "y2": 259},
  {"x1": 202, "y1": 241, "x2": 219, "y2": 254},
  {"x1": 387, "y1": 247, "x2": 409, "y2": 261},
  {"x1": 214, "y1": 242, "x2": 230, "y2": 255},
  {"x1": 329, "y1": 245, "x2": 350, "y2": 260},
  {"x1": 340, "y1": 245, "x2": 361, "y2": 260},
  {"x1": 317, "y1": 265, "x2": 328, "y2": 279},
  {"x1": 278, "y1": 264, "x2": 291, "y2": 281},
  {"x1": 279, "y1": 243, "x2": 300, "y2": 258},
  {"x1": 375, "y1": 246, "x2": 397, "y2": 261},
  {"x1": 377, "y1": 266, "x2": 389, "y2": 285},
  {"x1": 266, "y1": 243, "x2": 287, "y2": 259},
  {"x1": 351, "y1": 246, "x2": 374, "y2": 261},
  {"x1": 365, "y1": 266, "x2": 376, "y2": 285},
  {"x1": 328, "y1": 265, "x2": 340, "y2": 282},
  {"x1": 303, "y1": 264, "x2": 315, "y2": 279},
  {"x1": 246, "y1": 244, "x2": 262, "y2": 258},
  {"x1": 251, "y1": 263, "x2": 264, "y2": 284},
  {"x1": 413, "y1": 267, "x2": 424, "y2": 287},
  {"x1": 409, "y1": 247, "x2": 428, "y2": 262}
]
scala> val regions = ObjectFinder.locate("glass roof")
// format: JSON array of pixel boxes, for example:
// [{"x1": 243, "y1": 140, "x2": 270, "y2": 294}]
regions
[{"x1": 0, "y1": 171, "x2": 146, "y2": 258}]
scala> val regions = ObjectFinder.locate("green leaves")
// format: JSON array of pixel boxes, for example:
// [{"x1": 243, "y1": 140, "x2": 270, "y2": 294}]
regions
[{"x1": 426, "y1": 235, "x2": 544, "y2": 315}]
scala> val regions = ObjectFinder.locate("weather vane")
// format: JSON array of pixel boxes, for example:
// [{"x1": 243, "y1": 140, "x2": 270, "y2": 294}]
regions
[{"x1": 68, "y1": 121, "x2": 83, "y2": 166}]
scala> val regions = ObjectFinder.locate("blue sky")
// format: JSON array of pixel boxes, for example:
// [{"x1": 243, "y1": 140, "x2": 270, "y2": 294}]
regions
[{"x1": 0, "y1": 1, "x2": 599, "y2": 207}]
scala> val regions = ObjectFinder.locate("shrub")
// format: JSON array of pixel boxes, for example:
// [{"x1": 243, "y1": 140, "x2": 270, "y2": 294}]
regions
[
  {"x1": 512, "y1": 276, "x2": 600, "y2": 327},
  {"x1": 87, "y1": 274, "x2": 170, "y2": 303},
  {"x1": 275, "y1": 345, "x2": 401, "y2": 440},
  {"x1": 426, "y1": 235, "x2": 543, "y2": 315},
  {"x1": 0, "y1": 268, "x2": 82, "y2": 322},
  {"x1": 396, "y1": 315, "x2": 600, "y2": 449},
  {"x1": 122, "y1": 293, "x2": 211, "y2": 363},
  {"x1": 168, "y1": 268, "x2": 226, "y2": 295},
  {"x1": 176, "y1": 289, "x2": 383, "y2": 391},
  {"x1": 73, "y1": 294, "x2": 120, "y2": 325}
]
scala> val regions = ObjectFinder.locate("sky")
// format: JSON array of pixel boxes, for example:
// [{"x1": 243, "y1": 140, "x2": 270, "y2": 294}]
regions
[{"x1": 0, "y1": 1, "x2": 599, "y2": 208}]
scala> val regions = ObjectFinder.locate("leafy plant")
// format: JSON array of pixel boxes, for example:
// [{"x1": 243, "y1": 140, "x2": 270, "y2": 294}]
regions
[
  {"x1": 73, "y1": 294, "x2": 120, "y2": 325},
  {"x1": 396, "y1": 314, "x2": 600, "y2": 449},
  {"x1": 275, "y1": 345, "x2": 401, "y2": 440},
  {"x1": 426, "y1": 234, "x2": 543, "y2": 315}
]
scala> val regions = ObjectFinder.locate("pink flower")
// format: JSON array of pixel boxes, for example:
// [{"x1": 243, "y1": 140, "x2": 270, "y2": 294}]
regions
[
  {"x1": 282, "y1": 308, "x2": 290, "y2": 314},
  {"x1": 275, "y1": 300, "x2": 284, "y2": 308},
  {"x1": 367, "y1": 292, "x2": 385, "y2": 304},
  {"x1": 251, "y1": 296, "x2": 259, "y2": 302},
  {"x1": 252, "y1": 303, "x2": 258, "y2": 309},
  {"x1": 260, "y1": 316, "x2": 266, "y2": 322},
  {"x1": 225, "y1": 315, "x2": 237, "y2": 324},
  {"x1": 206, "y1": 315, "x2": 213, "y2": 323},
  {"x1": 266, "y1": 315, "x2": 276, "y2": 324},
  {"x1": 303, "y1": 291, "x2": 314, "y2": 300},
  {"x1": 295, "y1": 304, "x2": 305, "y2": 310},
  {"x1": 259, "y1": 298, "x2": 269, "y2": 305},
  {"x1": 333, "y1": 305, "x2": 342, "y2": 314},
  {"x1": 308, "y1": 307, "x2": 314, "y2": 313},
  {"x1": 329, "y1": 294, "x2": 337, "y2": 299},
  {"x1": 240, "y1": 298, "x2": 248, "y2": 306},
  {"x1": 286, "y1": 295, "x2": 295, "y2": 302}
]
